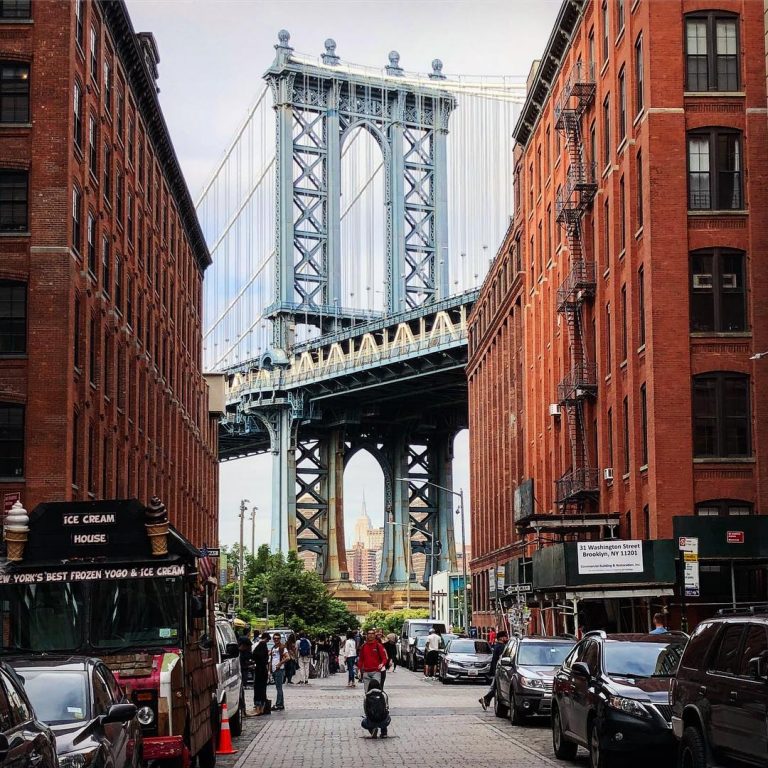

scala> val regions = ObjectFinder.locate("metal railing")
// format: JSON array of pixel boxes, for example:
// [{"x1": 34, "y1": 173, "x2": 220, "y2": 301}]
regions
[
  {"x1": 558, "y1": 363, "x2": 597, "y2": 404},
  {"x1": 555, "y1": 468, "x2": 600, "y2": 504},
  {"x1": 556, "y1": 261, "x2": 596, "y2": 312}
]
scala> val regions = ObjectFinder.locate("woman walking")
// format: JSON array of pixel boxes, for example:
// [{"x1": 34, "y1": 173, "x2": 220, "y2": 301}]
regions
[
  {"x1": 270, "y1": 632, "x2": 289, "y2": 711},
  {"x1": 285, "y1": 632, "x2": 297, "y2": 684},
  {"x1": 342, "y1": 630, "x2": 357, "y2": 688},
  {"x1": 250, "y1": 632, "x2": 270, "y2": 716}
]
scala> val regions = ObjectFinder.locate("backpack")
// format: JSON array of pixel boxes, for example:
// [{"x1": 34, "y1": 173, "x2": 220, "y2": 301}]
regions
[
  {"x1": 299, "y1": 637, "x2": 311, "y2": 657},
  {"x1": 365, "y1": 689, "x2": 388, "y2": 723}
]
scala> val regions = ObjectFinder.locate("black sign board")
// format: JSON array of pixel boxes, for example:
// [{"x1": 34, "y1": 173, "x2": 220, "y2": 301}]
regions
[{"x1": 514, "y1": 479, "x2": 534, "y2": 522}]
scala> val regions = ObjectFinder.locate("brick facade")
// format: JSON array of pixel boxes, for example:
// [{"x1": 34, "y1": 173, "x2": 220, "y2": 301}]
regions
[
  {"x1": 0, "y1": 0, "x2": 219, "y2": 547},
  {"x1": 468, "y1": 0, "x2": 768, "y2": 632}
]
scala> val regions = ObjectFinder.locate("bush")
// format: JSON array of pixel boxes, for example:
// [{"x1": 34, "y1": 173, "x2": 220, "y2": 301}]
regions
[{"x1": 362, "y1": 608, "x2": 429, "y2": 635}]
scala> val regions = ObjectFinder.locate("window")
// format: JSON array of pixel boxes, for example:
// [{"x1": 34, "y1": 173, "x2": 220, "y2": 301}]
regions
[
  {"x1": 115, "y1": 171, "x2": 123, "y2": 223},
  {"x1": 115, "y1": 254, "x2": 122, "y2": 313},
  {"x1": 102, "y1": 236, "x2": 110, "y2": 296},
  {"x1": 681, "y1": 621, "x2": 719, "y2": 669},
  {"x1": 603, "y1": 198, "x2": 610, "y2": 267},
  {"x1": 712, "y1": 625, "x2": 744, "y2": 674},
  {"x1": 602, "y1": 94, "x2": 611, "y2": 166},
  {"x1": 126, "y1": 275, "x2": 133, "y2": 327},
  {"x1": 87, "y1": 213, "x2": 96, "y2": 276},
  {"x1": 0, "y1": 62, "x2": 28, "y2": 123},
  {"x1": 640, "y1": 383, "x2": 648, "y2": 466},
  {"x1": 87, "y1": 423, "x2": 94, "y2": 493},
  {"x1": 685, "y1": 13, "x2": 739, "y2": 92},
  {"x1": 89, "y1": 316, "x2": 97, "y2": 385},
  {"x1": 606, "y1": 302, "x2": 612, "y2": 371},
  {"x1": 638, "y1": 265, "x2": 646, "y2": 346},
  {"x1": 103, "y1": 143, "x2": 111, "y2": 202},
  {"x1": 88, "y1": 114, "x2": 97, "y2": 176},
  {"x1": 635, "y1": 35, "x2": 644, "y2": 114},
  {"x1": 73, "y1": 295, "x2": 81, "y2": 369},
  {"x1": 73, "y1": 81, "x2": 83, "y2": 149},
  {"x1": 74, "y1": 1, "x2": 84, "y2": 46},
  {"x1": 618, "y1": 68, "x2": 626, "y2": 143},
  {"x1": 72, "y1": 186, "x2": 82, "y2": 255},
  {"x1": 607, "y1": 407, "x2": 614, "y2": 467},
  {"x1": 0, "y1": 0, "x2": 31, "y2": 20},
  {"x1": 739, "y1": 625, "x2": 768, "y2": 677},
  {"x1": 693, "y1": 372, "x2": 750, "y2": 458},
  {"x1": 620, "y1": 284, "x2": 627, "y2": 360},
  {"x1": 0, "y1": 281, "x2": 25, "y2": 354},
  {"x1": 103, "y1": 60, "x2": 111, "y2": 113},
  {"x1": 696, "y1": 499, "x2": 753, "y2": 517},
  {"x1": 601, "y1": 0, "x2": 609, "y2": 62},
  {"x1": 622, "y1": 396, "x2": 629, "y2": 474},
  {"x1": 103, "y1": 331, "x2": 111, "y2": 400},
  {"x1": 0, "y1": 170, "x2": 27, "y2": 232},
  {"x1": 688, "y1": 129, "x2": 742, "y2": 210},
  {"x1": 127, "y1": 192, "x2": 133, "y2": 243},
  {"x1": 615, "y1": 0, "x2": 624, "y2": 35},
  {"x1": 588, "y1": 29, "x2": 595, "y2": 76},
  {"x1": 72, "y1": 410, "x2": 79, "y2": 487},
  {"x1": 636, "y1": 150, "x2": 643, "y2": 228},
  {"x1": 116, "y1": 88, "x2": 124, "y2": 140},
  {"x1": 690, "y1": 249, "x2": 746, "y2": 333},
  {"x1": 619, "y1": 176, "x2": 625, "y2": 252},
  {"x1": 590, "y1": 121, "x2": 596, "y2": 168},
  {"x1": 89, "y1": 25, "x2": 99, "y2": 86},
  {"x1": 0, "y1": 404, "x2": 24, "y2": 477},
  {"x1": 127, "y1": 118, "x2": 134, "y2": 164}
]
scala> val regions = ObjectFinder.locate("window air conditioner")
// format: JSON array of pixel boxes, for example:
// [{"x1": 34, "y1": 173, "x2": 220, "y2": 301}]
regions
[
  {"x1": 549, "y1": 403, "x2": 561, "y2": 417},
  {"x1": 721, "y1": 273, "x2": 737, "y2": 289},
  {"x1": 603, "y1": 467, "x2": 614, "y2": 482},
  {"x1": 692, "y1": 273, "x2": 713, "y2": 289}
]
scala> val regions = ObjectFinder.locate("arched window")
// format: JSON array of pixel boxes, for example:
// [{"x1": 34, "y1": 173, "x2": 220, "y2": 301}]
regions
[
  {"x1": 692, "y1": 372, "x2": 750, "y2": 458},
  {"x1": 687, "y1": 128, "x2": 742, "y2": 211},
  {"x1": 685, "y1": 12, "x2": 739, "y2": 92},
  {"x1": 690, "y1": 248, "x2": 746, "y2": 332},
  {"x1": 695, "y1": 499, "x2": 752, "y2": 517}
]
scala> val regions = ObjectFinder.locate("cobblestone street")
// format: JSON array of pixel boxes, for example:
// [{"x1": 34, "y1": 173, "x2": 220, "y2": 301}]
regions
[{"x1": 219, "y1": 669, "x2": 582, "y2": 768}]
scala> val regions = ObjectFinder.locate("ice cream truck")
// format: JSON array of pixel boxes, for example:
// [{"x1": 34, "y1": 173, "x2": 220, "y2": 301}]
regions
[{"x1": 0, "y1": 498, "x2": 220, "y2": 767}]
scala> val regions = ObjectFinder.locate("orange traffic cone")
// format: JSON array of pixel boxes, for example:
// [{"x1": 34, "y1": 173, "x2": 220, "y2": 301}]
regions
[{"x1": 216, "y1": 700, "x2": 238, "y2": 755}]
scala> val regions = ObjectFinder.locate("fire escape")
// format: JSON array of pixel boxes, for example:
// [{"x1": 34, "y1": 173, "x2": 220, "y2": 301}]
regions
[{"x1": 554, "y1": 61, "x2": 598, "y2": 514}]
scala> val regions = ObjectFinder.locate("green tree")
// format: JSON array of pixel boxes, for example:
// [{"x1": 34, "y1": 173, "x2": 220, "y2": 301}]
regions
[{"x1": 362, "y1": 608, "x2": 429, "y2": 635}]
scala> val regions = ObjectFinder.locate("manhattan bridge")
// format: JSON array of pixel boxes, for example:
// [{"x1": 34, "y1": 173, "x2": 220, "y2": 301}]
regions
[{"x1": 197, "y1": 31, "x2": 523, "y2": 597}]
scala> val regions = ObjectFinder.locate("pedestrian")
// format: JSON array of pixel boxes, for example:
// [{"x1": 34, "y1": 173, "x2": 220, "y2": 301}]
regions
[
  {"x1": 488, "y1": 627, "x2": 497, "y2": 645},
  {"x1": 330, "y1": 634, "x2": 341, "y2": 674},
  {"x1": 478, "y1": 629, "x2": 508, "y2": 711},
  {"x1": 357, "y1": 628, "x2": 388, "y2": 692},
  {"x1": 270, "y1": 632, "x2": 289, "y2": 711},
  {"x1": 285, "y1": 633, "x2": 297, "y2": 684},
  {"x1": 360, "y1": 678, "x2": 391, "y2": 739},
  {"x1": 423, "y1": 627, "x2": 441, "y2": 679},
  {"x1": 237, "y1": 627, "x2": 253, "y2": 687},
  {"x1": 383, "y1": 633, "x2": 398, "y2": 673},
  {"x1": 317, "y1": 634, "x2": 330, "y2": 678},
  {"x1": 342, "y1": 630, "x2": 358, "y2": 688},
  {"x1": 250, "y1": 632, "x2": 270, "y2": 716},
  {"x1": 297, "y1": 631, "x2": 313, "y2": 684},
  {"x1": 649, "y1": 612, "x2": 668, "y2": 634}
]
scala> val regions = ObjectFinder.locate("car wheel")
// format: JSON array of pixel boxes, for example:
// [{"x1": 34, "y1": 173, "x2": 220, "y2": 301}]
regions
[
  {"x1": 552, "y1": 704, "x2": 578, "y2": 760},
  {"x1": 197, "y1": 736, "x2": 217, "y2": 768},
  {"x1": 229, "y1": 692, "x2": 244, "y2": 738},
  {"x1": 679, "y1": 726, "x2": 707, "y2": 768},
  {"x1": 589, "y1": 721, "x2": 612, "y2": 768},
  {"x1": 509, "y1": 694, "x2": 528, "y2": 726},
  {"x1": 494, "y1": 691, "x2": 508, "y2": 718}
]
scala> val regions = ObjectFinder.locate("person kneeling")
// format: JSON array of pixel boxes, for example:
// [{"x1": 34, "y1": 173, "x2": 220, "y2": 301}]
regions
[{"x1": 361, "y1": 679, "x2": 390, "y2": 738}]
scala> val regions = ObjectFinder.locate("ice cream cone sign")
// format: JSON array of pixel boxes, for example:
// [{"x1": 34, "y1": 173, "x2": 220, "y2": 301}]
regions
[
  {"x1": 4, "y1": 500, "x2": 29, "y2": 562},
  {"x1": 145, "y1": 496, "x2": 169, "y2": 556}
]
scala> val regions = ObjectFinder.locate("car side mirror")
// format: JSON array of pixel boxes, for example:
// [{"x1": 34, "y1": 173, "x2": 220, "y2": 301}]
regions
[
  {"x1": 572, "y1": 661, "x2": 591, "y2": 680},
  {"x1": 0, "y1": 733, "x2": 9, "y2": 763},
  {"x1": 103, "y1": 703, "x2": 138, "y2": 725},
  {"x1": 226, "y1": 642, "x2": 240, "y2": 659},
  {"x1": 499, "y1": 657, "x2": 513, "y2": 668}
]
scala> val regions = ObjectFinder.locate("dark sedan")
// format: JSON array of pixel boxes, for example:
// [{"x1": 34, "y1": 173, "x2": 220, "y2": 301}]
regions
[
  {"x1": 495, "y1": 636, "x2": 575, "y2": 723},
  {"x1": 11, "y1": 657, "x2": 141, "y2": 768},
  {"x1": 551, "y1": 631, "x2": 687, "y2": 768},
  {"x1": 0, "y1": 660, "x2": 57, "y2": 767}
]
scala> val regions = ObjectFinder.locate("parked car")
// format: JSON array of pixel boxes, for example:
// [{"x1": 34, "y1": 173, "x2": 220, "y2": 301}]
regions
[
  {"x1": 551, "y1": 631, "x2": 687, "y2": 768},
  {"x1": 495, "y1": 635, "x2": 576, "y2": 723},
  {"x1": 438, "y1": 638, "x2": 493, "y2": 683},
  {"x1": 215, "y1": 618, "x2": 245, "y2": 737},
  {"x1": 0, "y1": 660, "x2": 58, "y2": 768},
  {"x1": 398, "y1": 619, "x2": 448, "y2": 663},
  {"x1": 671, "y1": 607, "x2": 768, "y2": 768},
  {"x1": 406, "y1": 633, "x2": 457, "y2": 671},
  {"x1": 11, "y1": 657, "x2": 140, "y2": 768}
]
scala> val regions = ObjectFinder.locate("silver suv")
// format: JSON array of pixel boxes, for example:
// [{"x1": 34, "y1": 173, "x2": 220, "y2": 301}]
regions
[{"x1": 215, "y1": 619, "x2": 245, "y2": 737}]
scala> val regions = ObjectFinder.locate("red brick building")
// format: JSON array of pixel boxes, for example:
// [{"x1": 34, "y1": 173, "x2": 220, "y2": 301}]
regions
[
  {"x1": 0, "y1": 0, "x2": 219, "y2": 546},
  {"x1": 468, "y1": 0, "x2": 768, "y2": 634}
]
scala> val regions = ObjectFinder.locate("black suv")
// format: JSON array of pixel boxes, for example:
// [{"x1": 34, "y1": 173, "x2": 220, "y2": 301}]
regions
[
  {"x1": 670, "y1": 608, "x2": 768, "y2": 767},
  {"x1": 494, "y1": 636, "x2": 575, "y2": 723},
  {"x1": 551, "y1": 631, "x2": 687, "y2": 768}
]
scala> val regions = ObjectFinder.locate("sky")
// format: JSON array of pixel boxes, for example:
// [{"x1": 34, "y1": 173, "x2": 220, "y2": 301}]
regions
[{"x1": 125, "y1": 0, "x2": 562, "y2": 551}]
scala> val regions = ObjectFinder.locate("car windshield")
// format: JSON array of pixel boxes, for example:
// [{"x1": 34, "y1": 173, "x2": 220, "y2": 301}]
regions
[
  {"x1": 0, "y1": 583, "x2": 86, "y2": 652},
  {"x1": 21, "y1": 670, "x2": 89, "y2": 725},
  {"x1": 416, "y1": 637, "x2": 428, "y2": 649},
  {"x1": 604, "y1": 641, "x2": 685, "y2": 678},
  {"x1": 90, "y1": 578, "x2": 183, "y2": 648},
  {"x1": 518, "y1": 642, "x2": 573, "y2": 667},
  {"x1": 449, "y1": 640, "x2": 490, "y2": 654}
]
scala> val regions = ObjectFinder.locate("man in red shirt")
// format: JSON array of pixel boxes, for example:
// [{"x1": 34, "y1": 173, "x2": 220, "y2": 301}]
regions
[{"x1": 357, "y1": 629, "x2": 388, "y2": 692}]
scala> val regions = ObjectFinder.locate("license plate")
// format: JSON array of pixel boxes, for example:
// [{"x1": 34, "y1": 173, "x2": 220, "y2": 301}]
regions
[{"x1": 468, "y1": 669, "x2": 478, "y2": 676}]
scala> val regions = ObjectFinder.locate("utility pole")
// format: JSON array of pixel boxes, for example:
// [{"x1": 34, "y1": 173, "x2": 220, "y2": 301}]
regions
[
  {"x1": 239, "y1": 498, "x2": 250, "y2": 611},
  {"x1": 457, "y1": 488, "x2": 469, "y2": 633}
]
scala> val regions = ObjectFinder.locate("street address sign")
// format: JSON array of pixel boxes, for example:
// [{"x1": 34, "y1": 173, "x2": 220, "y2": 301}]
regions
[
  {"x1": 505, "y1": 582, "x2": 533, "y2": 595},
  {"x1": 726, "y1": 531, "x2": 744, "y2": 545}
]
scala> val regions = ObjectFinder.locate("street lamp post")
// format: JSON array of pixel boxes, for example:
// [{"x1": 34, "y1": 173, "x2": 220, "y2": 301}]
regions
[
  {"x1": 238, "y1": 499, "x2": 250, "y2": 611},
  {"x1": 395, "y1": 477, "x2": 469, "y2": 632},
  {"x1": 250, "y1": 506, "x2": 258, "y2": 559},
  {"x1": 263, "y1": 596, "x2": 269, "y2": 632}
]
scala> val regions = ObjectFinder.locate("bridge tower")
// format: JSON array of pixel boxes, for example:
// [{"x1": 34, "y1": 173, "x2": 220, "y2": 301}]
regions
[{"x1": 259, "y1": 32, "x2": 460, "y2": 596}]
